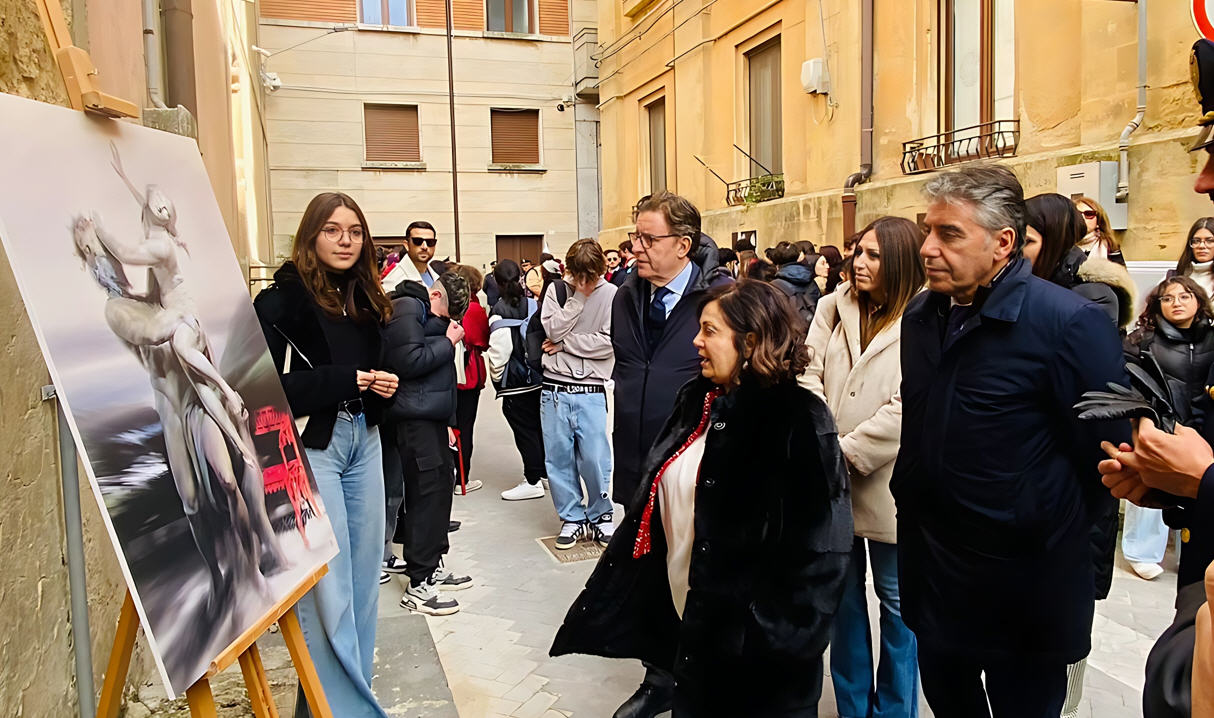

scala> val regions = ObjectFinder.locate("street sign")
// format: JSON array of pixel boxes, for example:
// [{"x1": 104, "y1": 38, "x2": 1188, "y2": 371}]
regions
[{"x1": 1196, "y1": 0, "x2": 1214, "y2": 41}]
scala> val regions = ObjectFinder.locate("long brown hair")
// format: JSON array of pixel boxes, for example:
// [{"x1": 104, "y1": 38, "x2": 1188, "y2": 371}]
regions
[
  {"x1": 291, "y1": 192, "x2": 392, "y2": 324},
  {"x1": 1175, "y1": 217, "x2": 1214, "y2": 276},
  {"x1": 1135, "y1": 275, "x2": 1213, "y2": 331},
  {"x1": 1074, "y1": 195, "x2": 1121, "y2": 253},
  {"x1": 701, "y1": 280, "x2": 810, "y2": 389},
  {"x1": 855, "y1": 217, "x2": 925, "y2": 347}
]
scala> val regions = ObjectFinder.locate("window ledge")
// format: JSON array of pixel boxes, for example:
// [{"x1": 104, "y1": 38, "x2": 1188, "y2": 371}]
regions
[
  {"x1": 488, "y1": 163, "x2": 546, "y2": 173},
  {"x1": 362, "y1": 161, "x2": 427, "y2": 170},
  {"x1": 483, "y1": 30, "x2": 547, "y2": 42},
  {"x1": 356, "y1": 23, "x2": 422, "y2": 33}
]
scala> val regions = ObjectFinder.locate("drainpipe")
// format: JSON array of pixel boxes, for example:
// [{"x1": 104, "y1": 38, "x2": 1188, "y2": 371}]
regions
[
  {"x1": 841, "y1": 0, "x2": 873, "y2": 242},
  {"x1": 1116, "y1": 0, "x2": 1146, "y2": 201},
  {"x1": 162, "y1": 0, "x2": 197, "y2": 115},
  {"x1": 142, "y1": 0, "x2": 168, "y2": 108}
]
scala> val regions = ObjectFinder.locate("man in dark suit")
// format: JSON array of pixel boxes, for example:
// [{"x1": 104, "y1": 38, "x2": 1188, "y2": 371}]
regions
[
  {"x1": 608, "y1": 191, "x2": 729, "y2": 718},
  {"x1": 892, "y1": 164, "x2": 1127, "y2": 717},
  {"x1": 611, "y1": 240, "x2": 637, "y2": 287}
]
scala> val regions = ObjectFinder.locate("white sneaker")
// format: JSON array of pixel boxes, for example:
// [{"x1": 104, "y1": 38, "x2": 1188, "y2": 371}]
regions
[
  {"x1": 432, "y1": 559, "x2": 473, "y2": 591},
  {"x1": 454, "y1": 479, "x2": 483, "y2": 495},
  {"x1": 501, "y1": 480, "x2": 545, "y2": 501},
  {"x1": 555, "y1": 521, "x2": 588, "y2": 550},
  {"x1": 591, "y1": 513, "x2": 615, "y2": 548},
  {"x1": 401, "y1": 577, "x2": 460, "y2": 615},
  {"x1": 1130, "y1": 561, "x2": 1164, "y2": 580}
]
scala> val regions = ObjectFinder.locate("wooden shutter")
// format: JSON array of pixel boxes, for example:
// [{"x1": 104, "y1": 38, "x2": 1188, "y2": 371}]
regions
[
  {"x1": 490, "y1": 109, "x2": 540, "y2": 164},
  {"x1": 415, "y1": 0, "x2": 483, "y2": 29},
  {"x1": 538, "y1": 0, "x2": 569, "y2": 36},
  {"x1": 260, "y1": 0, "x2": 356, "y2": 23},
  {"x1": 364, "y1": 104, "x2": 421, "y2": 162}
]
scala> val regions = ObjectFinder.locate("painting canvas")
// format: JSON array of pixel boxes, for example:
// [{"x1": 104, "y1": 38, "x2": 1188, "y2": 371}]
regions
[{"x1": 0, "y1": 93, "x2": 337, "y2": 696}]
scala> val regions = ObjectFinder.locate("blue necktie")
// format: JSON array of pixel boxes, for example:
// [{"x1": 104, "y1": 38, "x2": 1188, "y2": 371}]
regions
[{"x1": 646, "y1": 287, "x2": 673, "y2": 351}]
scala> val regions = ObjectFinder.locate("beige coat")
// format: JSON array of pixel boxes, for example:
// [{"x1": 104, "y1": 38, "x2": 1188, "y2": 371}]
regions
[{"x1": 799, "y1": 282, "x2": 903, "y2": 543}]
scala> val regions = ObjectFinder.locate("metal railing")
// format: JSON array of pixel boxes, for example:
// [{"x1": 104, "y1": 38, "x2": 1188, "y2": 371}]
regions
[
  {"x1": 725, "y1": 173, "x2": 785, "y2": 206},
  {"x1": 901, "y1": 120, "x2": 1020, "y2": 175}
]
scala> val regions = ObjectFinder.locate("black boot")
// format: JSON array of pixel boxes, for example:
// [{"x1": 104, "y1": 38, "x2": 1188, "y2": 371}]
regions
[{"x1": 613, "y1": 679, "x2": 673, "y2": 718}]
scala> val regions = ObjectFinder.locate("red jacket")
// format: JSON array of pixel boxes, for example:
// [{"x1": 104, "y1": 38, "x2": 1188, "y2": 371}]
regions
[{"x1": 459, "y1": 298, "x2": 490, "y2": 391}]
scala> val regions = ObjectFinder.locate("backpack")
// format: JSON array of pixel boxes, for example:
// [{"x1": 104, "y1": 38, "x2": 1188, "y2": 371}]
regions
[
  {"x1": 489, "y1": 298, "x2": 540, "y2": 396},
  {"x1": 525, "y1": 280, "x2": 569, "y2": 373},
  {"x1": 774, "y1": 278, "x2": 819, "y2": 326}
]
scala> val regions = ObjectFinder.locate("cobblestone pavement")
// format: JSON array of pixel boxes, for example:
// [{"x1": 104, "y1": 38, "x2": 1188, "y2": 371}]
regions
[{"x1": 414, "y1": 391, "x2": 1178, "y2": 718}]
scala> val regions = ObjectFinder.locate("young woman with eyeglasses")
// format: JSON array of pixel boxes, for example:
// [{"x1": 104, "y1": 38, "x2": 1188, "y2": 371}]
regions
[
  {"x1": 1170, "y1": 218, "x2": 1214, "y2": 298},
  {"x1": 1121, "y1": 276, "x2": 1214, "y2": 582},
  {"x1": 254, "y1": 192, "x2": 396, "y2": 718},
  {"x1": 1073, "y1": 196, "x2": 1126, "y2": 265}
]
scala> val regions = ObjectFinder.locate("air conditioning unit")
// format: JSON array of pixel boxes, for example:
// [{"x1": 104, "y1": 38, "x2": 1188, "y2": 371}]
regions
[
  {"x1": 801, "y1": 59, "x2": 830, "y2": 95},
  {"x1": 1056, "y1": 161, "x2": 1128, "y2": 231}
]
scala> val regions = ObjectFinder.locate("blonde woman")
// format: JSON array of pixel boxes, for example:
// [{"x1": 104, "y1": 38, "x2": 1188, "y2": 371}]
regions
[{"x1": 1074, "y1": 196, "x2": 1125, "y2": 265}]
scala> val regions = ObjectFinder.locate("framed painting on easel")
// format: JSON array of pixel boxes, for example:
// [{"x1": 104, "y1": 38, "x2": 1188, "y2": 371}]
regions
[{"x1": 0, "y1": 91, "x2": 338, "y2": 698}]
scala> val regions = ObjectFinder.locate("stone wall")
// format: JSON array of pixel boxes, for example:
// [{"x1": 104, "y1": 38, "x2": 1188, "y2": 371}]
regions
[{"x1": 0, "y1": 0, "x2": 151, "y2": 713}]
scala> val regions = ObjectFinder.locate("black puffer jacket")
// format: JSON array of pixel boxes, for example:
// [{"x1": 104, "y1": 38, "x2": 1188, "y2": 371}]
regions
[
  {"x1": 253, "y1": 262, "x2": 387, "y2": 449},
  {"x1": 551, "y1": 375, "x2": 852, "y2": 716},
  {"x1": 1126, "y1": 317, "x2": 1214, "y2": 430},
  {"x1": 771, "y1": 262, "x2": 821, "y2": 324},
  {"x1": 384, "y1": 281, "x2": 457, "y2": 425},
  {"x1": 1050, "y1": 247, "x2": 1137, "y2": 331}
]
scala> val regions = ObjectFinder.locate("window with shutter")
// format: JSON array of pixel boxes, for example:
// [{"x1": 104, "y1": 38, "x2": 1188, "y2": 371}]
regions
[
  {"x1": 261, "y1": 0, "x2": 357, "y2": 23},
  {"x1": 747, "y1": 37, "x2": 782, "y2": 178},
  {"x1": 364, "y1": 104, "x2": 422, "y2": 164},
  {"x1": 490, "y1": 109, "x2": 540, "y2": 165},
  {"x1": 415, "y1": 0, "x2": 484, "y2": 29},
  {"x1": 486, "y1": 0, "x2": 534, "y2": 33},
  {"x1": 361, "y1": 0, "x2": 411, "y2": 26}
]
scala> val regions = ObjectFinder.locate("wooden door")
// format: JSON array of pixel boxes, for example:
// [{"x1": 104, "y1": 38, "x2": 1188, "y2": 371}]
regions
[{"x1": 495, "y1": 235, "x2": 544, "y2": 265}]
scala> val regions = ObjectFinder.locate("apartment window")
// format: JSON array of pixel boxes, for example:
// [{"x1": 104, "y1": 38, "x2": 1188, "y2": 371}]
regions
[
  {"x1": 747, "y1": 37, "x2": 782, "y2": 178},
  {"x1": 646, "y1": 98, "x2": 667, "y2": 193},
  {"x1": 945, "y1": 0, "x2": 1015, "y2": 130},
  {"x1": 362, "y1": 0, "x2": 411, "y2": 26},
  {"x1": 364, "y1": 104, "x2": 422, "y2": 163},
  {"x1": 487, "y1": 0, "x2": 533, "y2": 33},
  {"x1": 490, "y1": 109, "x2": 540, "y2": 165}
]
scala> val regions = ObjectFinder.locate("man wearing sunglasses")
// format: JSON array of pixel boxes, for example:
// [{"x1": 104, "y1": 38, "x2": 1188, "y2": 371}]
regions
[{"x1": 382, "y1": 220, "x2": 442, "y2": 292}]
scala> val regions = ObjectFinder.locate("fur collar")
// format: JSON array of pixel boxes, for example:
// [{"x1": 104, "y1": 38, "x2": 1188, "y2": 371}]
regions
[{"x1": 1076, "y1": 256, "x2": 1137, "y2": 328}]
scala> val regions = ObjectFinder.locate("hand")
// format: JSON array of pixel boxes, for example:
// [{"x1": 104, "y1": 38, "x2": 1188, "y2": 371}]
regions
[
  {"x1": 356, "y1": 370, "x2": 376, "y2": 391},
  {"x1": 447, "y1": 427, "x2": 456, "y2": 447},
  {"x1": 1101, "y1": 417, "x2": 1213, "y2": 500},
  {"x1": 369, "y1": 370, "x2": 398, "y2": 398},
  {"x1": 446, "y1": 321, "x2": 465, "y2": 345},
  {"x1": 542, "y1": 339, "x2": 563, "y2": 355},
  {"x1": 1099, "y1": 442, "x2": 1155, "y2": 506}
]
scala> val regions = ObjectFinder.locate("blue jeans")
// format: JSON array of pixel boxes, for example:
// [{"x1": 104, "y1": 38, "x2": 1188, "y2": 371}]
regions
[
  {"x1": 295, "y1": 412, "x2": 388, "y2": 718},
  {"x1": 1121, "y1": 503, "x2": 1173, "y2": 564},
  {"x1": 540, "y1": 389, "x2": 613, "y2": 523},
  {"x1": 831, "y1": 538, "x2": 919, "y2": 718}
]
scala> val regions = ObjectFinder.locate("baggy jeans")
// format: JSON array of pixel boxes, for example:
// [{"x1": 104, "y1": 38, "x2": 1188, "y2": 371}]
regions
[{"x1": 539, "y1": 388, "x2": 613, "y2": 523}]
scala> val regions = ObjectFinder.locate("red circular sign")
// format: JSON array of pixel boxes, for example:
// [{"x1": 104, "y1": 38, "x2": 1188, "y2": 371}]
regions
[{"x1": 1196, "y1": 0, "x2": 1214, "y2": 41}]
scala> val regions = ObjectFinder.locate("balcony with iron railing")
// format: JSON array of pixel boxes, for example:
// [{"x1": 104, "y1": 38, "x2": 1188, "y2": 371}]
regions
[
  {"x1": 901, "y1": 120, "x2": 1020, "y2": 175},
  {"x1": 725, "y1": 174, "x2": 785, "y2": 207}
]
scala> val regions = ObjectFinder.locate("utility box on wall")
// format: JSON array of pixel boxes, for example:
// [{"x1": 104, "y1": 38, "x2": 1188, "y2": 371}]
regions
[{"x1": 1056, "y1": 161, "x2": 1128, "y2": 231}]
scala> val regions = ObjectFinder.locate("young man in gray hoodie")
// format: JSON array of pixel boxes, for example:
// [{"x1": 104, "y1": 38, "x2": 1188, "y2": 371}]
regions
[{"x1": 539, "y1": 239, "x2": 618, "y2": 549}]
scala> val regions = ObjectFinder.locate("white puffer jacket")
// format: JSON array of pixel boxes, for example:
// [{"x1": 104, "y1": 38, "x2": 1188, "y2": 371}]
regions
[{"x1": 799, "y1": 282, "x2": 904, "y2": 543}]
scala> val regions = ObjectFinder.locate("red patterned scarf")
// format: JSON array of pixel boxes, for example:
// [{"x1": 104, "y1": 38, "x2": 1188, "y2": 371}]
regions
[{"x1": 632, "y1": 387, "x2": 723, "y2": 559}]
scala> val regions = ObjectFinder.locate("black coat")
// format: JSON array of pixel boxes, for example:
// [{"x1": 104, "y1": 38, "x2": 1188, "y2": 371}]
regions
[
  {"x1": 892, "y1": 259, "x2": 1130, "y2": 663},
  {"x1": 771, "y1": 262, "x2": 821, "y2": 323},
  {"x1": 383, "y1": 282, "x2": 457, "y2": 425},
  {"x1": 253, "y1": 262, "x2": 387, "y2": 449},
  {"x1": 1126, "y1": 318, "x2": 1214, "y2": 429},
  {"x1": 551, "y1": 376, "x2": 852, "y2": 716},
  {"x1": 610, "y1": 240, "x2": 731, "y2": 505}
]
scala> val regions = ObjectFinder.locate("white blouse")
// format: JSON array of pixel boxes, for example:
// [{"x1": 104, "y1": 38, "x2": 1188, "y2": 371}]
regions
[{"x1": 658, "y1": 432, "x2": 707, "y2": 619}]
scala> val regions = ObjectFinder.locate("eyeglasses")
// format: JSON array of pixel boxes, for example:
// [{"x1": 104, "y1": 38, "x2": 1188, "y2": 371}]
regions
[
  {"x1": 1191, "y1": 237, "x2": 1214, "y2": 248},
  {"x1": 628, "y1": 231, "x2": 683, "y2": 248},
  {"x1": 319, "y1": 225, "x2": 364, "y2": 243},
  {"x1": 1160, "y1": 293, "x2": 1196, "y2": 305},
  {"x1": 409, "y1": 236, "x2": 438, "y2": 248},
  {"x1": 1080, "y1": 210, "x2": 1098, "y2": 220}
]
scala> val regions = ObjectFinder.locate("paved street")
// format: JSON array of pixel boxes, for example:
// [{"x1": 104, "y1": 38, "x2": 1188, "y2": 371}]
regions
[{"x1": 391, "y1": 390, "x2": 1179, "y2": 718}]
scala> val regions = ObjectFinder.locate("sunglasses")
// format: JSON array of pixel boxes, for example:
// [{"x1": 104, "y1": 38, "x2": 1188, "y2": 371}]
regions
[
  {"x1": 409, "y1": 237, "x2": 438, "y2": 248},
  {"x1": 1080, "y1": 210, "x2": 1098, "y2": 220}
]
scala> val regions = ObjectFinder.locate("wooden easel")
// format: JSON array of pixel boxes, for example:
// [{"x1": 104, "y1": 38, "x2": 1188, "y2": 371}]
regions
[
  {"x1": 30, "y1": 2, "x2": 335, "y2": 716},
  {"x1": 96, "y1": 567, "x2": 333, "y2": 718}
]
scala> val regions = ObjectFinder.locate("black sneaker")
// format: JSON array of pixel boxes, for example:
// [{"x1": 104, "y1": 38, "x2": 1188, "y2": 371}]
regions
[
  {"x1": 401, "y1": 577, "x2": 460, "y2": 616},
  {"x1": 555, "y1": 521, "x2": 587, "y2": 550},
  {"x1": 591, "y1": 513, "x2": 615, "y2": 549},
  {"x1": 448, "y1": 520, "x2": 461, "y2": 532},
  {"x1": 382, "y1": 555, "x2": 407, "y2": 574}
]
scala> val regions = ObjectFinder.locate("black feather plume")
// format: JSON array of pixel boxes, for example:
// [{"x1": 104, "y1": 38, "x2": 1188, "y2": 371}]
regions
[{"x1": 1074, "y1": 350, "x2": 1177, "y2": 433}]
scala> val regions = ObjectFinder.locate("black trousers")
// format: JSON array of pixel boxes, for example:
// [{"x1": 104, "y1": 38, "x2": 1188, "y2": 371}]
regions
[
  {"x1": 396, "y1": 419, "x2": 455, "y2": 585},
  {"x1": 379, "y1": 420, "x2": 404, "y2": 560},
  {"x1": 918, "y1": 645, "x2": 1068, "y2": 718},
  {"x1": 501, "y1": 390, "x2": 546, "y2": 484},
  {"x1": 455, "y1": 388, "x2": 481, "y2": 483}
]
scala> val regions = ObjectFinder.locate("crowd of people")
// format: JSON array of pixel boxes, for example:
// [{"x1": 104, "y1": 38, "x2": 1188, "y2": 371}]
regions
[{"x1": 251, "y1": 39, "x2": 1214, "y2": 718}]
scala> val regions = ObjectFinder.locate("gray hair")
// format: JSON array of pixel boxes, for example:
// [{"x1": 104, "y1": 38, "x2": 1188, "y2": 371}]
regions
[{"x1": 923, "y1": 164, "x2": 1026, "y2": 254}]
